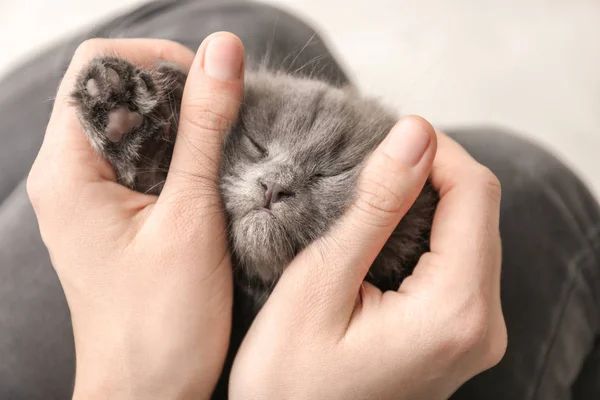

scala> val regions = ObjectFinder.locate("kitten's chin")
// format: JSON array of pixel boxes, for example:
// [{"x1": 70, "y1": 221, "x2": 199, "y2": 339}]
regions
[{"x1": 231, "y1": 210, "x2": 294, "y2": 283}]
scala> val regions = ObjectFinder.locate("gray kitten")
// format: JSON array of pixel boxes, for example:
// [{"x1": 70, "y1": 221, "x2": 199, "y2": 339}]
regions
[{"x1": 71, "y1": 56, "x2": 438, "y2": 395}]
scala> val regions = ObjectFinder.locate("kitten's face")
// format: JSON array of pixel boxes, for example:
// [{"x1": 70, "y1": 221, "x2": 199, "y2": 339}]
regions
[{"x1": 220, "y1": 72, "x2": 396, "y2": 283}]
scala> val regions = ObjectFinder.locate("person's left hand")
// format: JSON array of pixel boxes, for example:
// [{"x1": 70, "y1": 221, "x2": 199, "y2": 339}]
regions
[{"x1": 28, "y1": 33, "x2": 245, "y2": 399}]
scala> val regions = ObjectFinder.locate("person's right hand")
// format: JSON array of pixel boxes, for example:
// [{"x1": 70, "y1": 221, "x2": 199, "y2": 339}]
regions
[
  {"x1": 229, "y1": 116, "x2": 507, "y2": 399},
  {"x1": 28, "y1": 33, "x2": 245, "y2": 399}
]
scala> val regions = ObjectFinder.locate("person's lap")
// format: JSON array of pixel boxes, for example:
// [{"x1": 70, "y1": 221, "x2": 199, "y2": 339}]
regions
[
  {"x1": 0, "y1": 1, "x2": 598, "y2": 398},
  {"x1": 448, "y1": 129, "x2": 600, "y2": 399}
]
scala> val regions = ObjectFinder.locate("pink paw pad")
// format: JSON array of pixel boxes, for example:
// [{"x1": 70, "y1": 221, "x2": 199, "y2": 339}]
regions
[{"x1": 106, "y1": 107, "x2": 143, "y2": 142}]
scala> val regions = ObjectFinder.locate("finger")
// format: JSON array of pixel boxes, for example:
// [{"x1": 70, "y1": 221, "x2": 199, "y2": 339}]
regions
[
  {"x1": 413, "y1": 132, "x2": 502, "y2": 288},
  {"x1": 31, "y1": 39, "x2": 194, "y2": 195},
  {"x1": 155, "y1": 32, "x2": 244, "y2": 231},
  {"x1": 280, "y1": 116, "x2": 437, "y2": 321}
]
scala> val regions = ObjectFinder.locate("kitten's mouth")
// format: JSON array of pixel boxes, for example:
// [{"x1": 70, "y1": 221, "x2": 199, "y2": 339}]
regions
[{"x1": 246, "y1": 209, "x2": 279, "y2": 233}]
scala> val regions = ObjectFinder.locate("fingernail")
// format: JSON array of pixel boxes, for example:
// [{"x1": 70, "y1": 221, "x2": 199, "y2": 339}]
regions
[
  {"x1": 203, "y1": 35, "x2": 243, "y2": 81},
  {"x1": 383, "y1": 117, "x2": 432, "y2": 166}
]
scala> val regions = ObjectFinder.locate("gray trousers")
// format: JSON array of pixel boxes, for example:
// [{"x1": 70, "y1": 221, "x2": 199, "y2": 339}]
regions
[{"x1": 0, "y1": 1, "x2": 598, "y2": 399}]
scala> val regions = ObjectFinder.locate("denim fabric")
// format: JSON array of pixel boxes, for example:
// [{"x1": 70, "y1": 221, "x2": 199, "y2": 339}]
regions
[
  {"x1": 448, "y1": 129, "x2": 600, "y2": 400},
  {"x1": 0, "y1": 1, "x2": 598, "y2": 399}
]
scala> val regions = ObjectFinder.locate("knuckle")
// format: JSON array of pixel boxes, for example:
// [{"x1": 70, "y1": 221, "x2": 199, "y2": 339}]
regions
[
  {"x1": 483, "y1": 324, "x2": 508, "y2": 369},
  {"x1": 442, "y1": 311, "x2": 507, "y2": 374},
  {"x1": 73, "y1": 38, "x2": 107, "y2": 61},
  {"x1": 354, "y1": 174, "x2": 406, "y2": 225},
  {"x1": 26, "y1": 165, "x2": 48, "y2": 210},
  {"x1": 182, "y1": 96, "x2": 235, "y2": 137},
  {"x1": 444, "y1": 304, "x2": 490, "y2": 353},
  {"x1": 473, "y1": 165, "x2": 502, "y2": 203},
  {"x1": 26, "y1": 172, "x2": 41, "y2": 208}
]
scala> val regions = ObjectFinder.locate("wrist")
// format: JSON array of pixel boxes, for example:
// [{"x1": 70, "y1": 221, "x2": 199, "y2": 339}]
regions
[
  {"x1": 72, "y1": 349, "x2": 216, "y2": 400},
  {"x1": 73, "y1": 371, "x2": 211, "y2": 400},
  {"x1": 70, "y1": 320, "x2": 227, "y2": 400}
]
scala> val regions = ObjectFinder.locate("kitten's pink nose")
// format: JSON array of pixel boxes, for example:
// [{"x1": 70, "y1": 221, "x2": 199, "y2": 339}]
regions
[{"x1": 261, "y1": 180, "x2": 294, "y2": 208}]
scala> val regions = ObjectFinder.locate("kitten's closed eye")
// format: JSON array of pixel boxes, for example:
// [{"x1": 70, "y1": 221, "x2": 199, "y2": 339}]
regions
[
  {"x1": 243, "y1": 134, "x2": 268, "y2": 157},
  {"x1": 313, "y1": 165, "x2": 356, "y2": 179}
]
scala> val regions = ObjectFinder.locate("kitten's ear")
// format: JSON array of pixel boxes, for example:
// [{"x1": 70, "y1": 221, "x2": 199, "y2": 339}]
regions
[{"x1": 342, "y1": 84, "x2": 361, "y2": 98}]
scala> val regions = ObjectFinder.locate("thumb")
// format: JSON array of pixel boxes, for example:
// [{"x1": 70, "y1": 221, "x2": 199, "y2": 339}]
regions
[
  {"x1": 282, "y1": 116, "x2": 437, "y2": 323},
  {"x1": 157, "y1": 32, "x2": 244, "y2": 226}
]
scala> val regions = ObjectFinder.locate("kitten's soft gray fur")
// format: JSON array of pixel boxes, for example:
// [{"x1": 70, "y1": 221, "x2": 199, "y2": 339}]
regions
[{"x1": 71, "y1": 56, "x2": 438, "y2": 393}]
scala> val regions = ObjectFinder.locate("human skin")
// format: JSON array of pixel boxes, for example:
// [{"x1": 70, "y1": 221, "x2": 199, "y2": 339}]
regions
[
  {"x1": 228, "y1": 117, "x2": 508, "y2": 398},
  {"x1": 28, "y1": 31, "x2": 506, "y2": 400},
  {"x1": 28, "y1": 33, "x2": 244, "y2": 399}
]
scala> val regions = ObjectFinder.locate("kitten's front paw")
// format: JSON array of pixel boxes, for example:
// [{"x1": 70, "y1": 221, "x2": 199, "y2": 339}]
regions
[
  {"x1": 71, "y1": 56, "x2": 177, "y2": 190},
  {"x1": 72, "y1": 57, "x2": 159, "y2": 147}
]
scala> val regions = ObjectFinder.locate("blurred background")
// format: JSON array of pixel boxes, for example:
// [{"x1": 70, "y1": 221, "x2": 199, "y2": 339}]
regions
[{"x1": 1, "y1": 0, "x2": 599, "y2": 198}]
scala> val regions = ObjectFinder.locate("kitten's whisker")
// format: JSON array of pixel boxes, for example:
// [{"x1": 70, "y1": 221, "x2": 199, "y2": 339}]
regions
[
  {"x1": 256, "y1": 278, "x2": 277, "y2": 305},
  {"x1": 144, "y1": 179, "x2": 166, "y2": 194},
  {"x1": 286, "y1": 32, "x2": 317, "y2": 74},
  {"x1": 291, "y1": 53, "x2": 328, "y2": 77},
  {"x1": 136, "y1": 153, "x2": 170, "y2": 166},
  {"x1": 308, "y1": 61, "x2": 325, "y2": 80},
  {"x1": 133, "y1": 167, "x2": 169, "y2": 174},
  {"x1": 311, "y1": 61, "x2": 330, "y2": 81},
  {"x1": 263, "y1": 11, "x2": 280, "y2": 69}
]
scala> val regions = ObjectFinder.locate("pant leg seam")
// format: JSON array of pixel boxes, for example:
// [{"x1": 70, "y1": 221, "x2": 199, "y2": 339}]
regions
[
  {"x1": 537, "y1": 168, "x2": 598, "y2": 245},
  {"x1": 530, "y1": 226, "x2": 600, "y2": 399}
]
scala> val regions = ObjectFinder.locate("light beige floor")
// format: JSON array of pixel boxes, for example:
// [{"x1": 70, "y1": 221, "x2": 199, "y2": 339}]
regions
[{"x1": 1, "y1": 0, "x2": 598, "y2": 198}]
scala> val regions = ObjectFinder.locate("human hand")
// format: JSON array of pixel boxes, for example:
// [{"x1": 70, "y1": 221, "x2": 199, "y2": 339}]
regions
[
  {"x1": 27, "y1": 33, "x2": 245, "y2": 399},
  {"x1": 229, "y1": 117, "x2": 507, "y2": 399}
]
